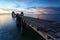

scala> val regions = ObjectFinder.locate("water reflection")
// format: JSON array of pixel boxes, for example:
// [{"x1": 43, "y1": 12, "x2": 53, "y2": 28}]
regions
[
  {"x1": 1, "y1": 15, "x2": 11, "y2": 22},
  {"x1": 0, "y1": 15, "x2": 14, "y2": 29},
  {"x1": 0, "y1": 15, "x2": 9, "y2": 24},
  {"x1": 25, "y1": 14, "x2": 60, "y2": 22},
  {"x1": 0, "y1": 15, "x2": 22, "y2": 40}
]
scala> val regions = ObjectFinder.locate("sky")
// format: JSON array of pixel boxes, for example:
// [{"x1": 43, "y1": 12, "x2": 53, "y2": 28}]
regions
[
  {"x1": 0, "y1": 0, "x2": 60, "y2": 10},
  {"x1": 0, "y1": 0, "x2": 60, "y2": 14}
]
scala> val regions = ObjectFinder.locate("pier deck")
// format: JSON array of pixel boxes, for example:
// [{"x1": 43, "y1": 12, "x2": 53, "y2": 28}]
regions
[{"x1": 23, "y1": 16, "x2": 60, "y2": 40}]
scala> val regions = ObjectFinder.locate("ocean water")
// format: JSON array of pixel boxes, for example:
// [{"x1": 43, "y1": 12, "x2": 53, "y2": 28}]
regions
[{"x1": 25, "y1": 14, "x2": 60, "y2": 22}]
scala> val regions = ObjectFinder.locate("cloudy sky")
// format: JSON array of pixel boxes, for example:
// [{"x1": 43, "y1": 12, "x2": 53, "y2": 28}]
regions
[{"x1": 0, "y1": 0, "x2": 60, "y2": 11}]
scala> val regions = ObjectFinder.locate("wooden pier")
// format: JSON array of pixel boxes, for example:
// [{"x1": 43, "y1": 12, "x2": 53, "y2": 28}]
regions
[{"x1": 22, "y1": 16, "x2": 60, "y2": 40}]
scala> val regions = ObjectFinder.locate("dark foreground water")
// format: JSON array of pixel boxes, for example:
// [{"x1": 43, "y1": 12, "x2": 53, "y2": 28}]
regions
[{"x1": 0, "y1": 15, "x2": 44, "y2": 40}]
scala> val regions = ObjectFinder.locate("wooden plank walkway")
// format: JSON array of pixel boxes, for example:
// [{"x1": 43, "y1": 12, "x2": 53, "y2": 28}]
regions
[{"x1": 22, "y1": 16, "x2": 60, "y2": 40}]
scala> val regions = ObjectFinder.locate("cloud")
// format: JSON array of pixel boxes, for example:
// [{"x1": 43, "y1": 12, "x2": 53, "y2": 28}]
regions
[{"x1": 0, "y1": 0, "x2": 60, "y2": 11}]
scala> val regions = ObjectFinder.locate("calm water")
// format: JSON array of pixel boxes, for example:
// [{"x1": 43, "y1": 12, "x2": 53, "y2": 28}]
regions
[
  {"x1": 25, "y1": 14, "x2": 60, "y2": 22},
  {"x1": 0, "y1": 15, "x2": 44, "y2": 40}
]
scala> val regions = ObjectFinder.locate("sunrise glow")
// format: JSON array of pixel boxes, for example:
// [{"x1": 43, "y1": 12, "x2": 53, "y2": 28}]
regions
[{"x1": 0, "y1": 8, "x2": 12, "y2": 14}]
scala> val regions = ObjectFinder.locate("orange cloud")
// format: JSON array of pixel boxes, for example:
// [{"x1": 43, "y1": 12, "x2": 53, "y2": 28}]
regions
[{"x1": 37, "y1": 8, "x2": 54, "y2": 12}]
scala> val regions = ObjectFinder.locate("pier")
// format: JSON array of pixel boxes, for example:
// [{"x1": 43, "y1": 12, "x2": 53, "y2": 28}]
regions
[
  {"x1": 22, "y1": 16, "x2": 60, "y2": 40},
  {"x1": 0, "y1": 0, "x2": 60, "y2": 40}
]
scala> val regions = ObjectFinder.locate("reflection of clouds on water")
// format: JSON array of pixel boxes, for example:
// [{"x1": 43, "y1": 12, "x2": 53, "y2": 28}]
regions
[
  {"x1": 0, "y1": 15, "x2": 12, "y2": 25},
  {"x1": 0, "y1": 15, "x2": 15, "y2": 29}
]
